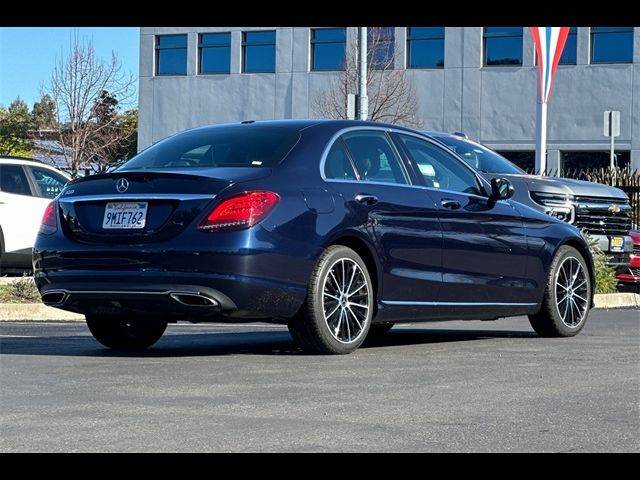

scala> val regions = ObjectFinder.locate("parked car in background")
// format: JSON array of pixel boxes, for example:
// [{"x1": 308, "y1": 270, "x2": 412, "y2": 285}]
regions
[
  {"x1": 34, "y1": 120, "x2": 594, "y2": 354},
  {"x1": 616, "y1": 230, "x2": 640, "y2": 291},
  {"x1": 426, "y1": 132, "x2": 633, "y2": 274},
  {"x1": 0, "y1": 156, "x2": 70, "y2": 273}
]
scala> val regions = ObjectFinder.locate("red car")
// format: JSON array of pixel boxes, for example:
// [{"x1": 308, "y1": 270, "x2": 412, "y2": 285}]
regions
[{"x1": 617, "y1": 230, "x2": 640, "y2": 291}]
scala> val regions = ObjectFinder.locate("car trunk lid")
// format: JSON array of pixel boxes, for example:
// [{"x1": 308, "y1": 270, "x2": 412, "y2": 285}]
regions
[{"x1": 57, "y1": 168, "x2": 270, "y2": 244}]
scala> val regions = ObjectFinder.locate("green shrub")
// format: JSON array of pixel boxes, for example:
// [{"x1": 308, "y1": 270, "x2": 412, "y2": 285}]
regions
[
  {"x1": 0, "y1": 276, "x2": 40, "y2": 303},
  {"x1": 582, "y1": 231, "x2": 619, "y2": 294}
]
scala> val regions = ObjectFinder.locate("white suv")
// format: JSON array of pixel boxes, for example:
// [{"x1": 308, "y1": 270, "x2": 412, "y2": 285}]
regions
[{"x1": 0, "y1": 157, "x2": 71, "y2": 273}]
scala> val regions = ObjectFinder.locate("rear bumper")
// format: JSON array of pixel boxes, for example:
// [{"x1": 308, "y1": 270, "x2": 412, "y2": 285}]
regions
[{"x1": 36, "y1": 276, "x2": 306, "y2": 322}]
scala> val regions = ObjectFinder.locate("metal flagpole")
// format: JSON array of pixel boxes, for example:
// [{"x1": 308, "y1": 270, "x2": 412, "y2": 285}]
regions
[
  {"x1": 359, "y1": 27, "x2": 368, "y2": 121},
  {"x1": 535, "y1": 101, "x2": 548, "y2": 174}
]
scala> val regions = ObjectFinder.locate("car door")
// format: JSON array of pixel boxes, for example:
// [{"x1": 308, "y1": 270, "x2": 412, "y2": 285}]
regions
[
  {"x1": 323, "y1": 129, "x2": 443, "y2": 306},
  {"x1": 394, "y1": 133, "x2": 530, "y2": 307},
  {"x1": 0, "y1": 164, "x2": 47, "y2": 255}
]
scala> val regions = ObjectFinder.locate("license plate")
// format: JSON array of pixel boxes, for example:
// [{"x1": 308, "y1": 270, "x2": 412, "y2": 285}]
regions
[
  {"x1": 102, "y1": 202, "x2": 148, "y2": 229},
  {"x1": 609, "y1": 236, "x2": 624, "y2": 253}
]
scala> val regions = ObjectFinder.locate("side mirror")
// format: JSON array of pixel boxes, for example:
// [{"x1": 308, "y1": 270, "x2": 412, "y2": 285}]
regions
[{"x1": 490, "y1": 177, "x2": 515, "y2": 201}]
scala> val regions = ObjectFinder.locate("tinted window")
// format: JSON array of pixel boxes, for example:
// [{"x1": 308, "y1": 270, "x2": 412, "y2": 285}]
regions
[
  {"x1": 311, "y1": 28, "x2": 346, "y2": 71},
  {"x1": 484, "y1": 27, "x2": 523, "y2": 66},
  {"x1": 342, "y1": 131, "x2": 407, "y2": 185},
  {"x1": 591, "y1": 27, "x2": 633, "y2": 64},
  {"x1": 30, "y1": 167, "x2": 67, "y2": 199},
  {"x1": 368, "y1": 27, "x2": 395, "y2": 69},
  {"x1": 434, "y1": 136, "x2": 524, "y2": 174},
  {"x1": 398, "y1": 135, "x2": 482, "y2": 195},
  {"x1": 199, "y1": 33, "x2": 231, "y2": 74},
  {"x1": 243, "y1": 31, "x2": 276, "y2": 73},
  {"x1": 407, "y1": 27, "x2": 444, "y2": 68},
  {"x1": 324, "y1": 141, "x2": 357, "y2": 180},
  {"x1": 0, "y1": 165, "x2": 31, "y2": 196},
  {"x1": 156, "y1": 35, "x2": 187, "y2": 75},
  {"x1": 121, "y1": 127, "x2": 299, "y2": 170}
]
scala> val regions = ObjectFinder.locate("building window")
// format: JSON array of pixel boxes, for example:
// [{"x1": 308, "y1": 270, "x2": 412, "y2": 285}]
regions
[
  {"x1": 590, "y1": 27, "x2": 633, "y2": 64},
  {"x1": 483, "y1": 27, "x2": 523, "y2": 66},
  {"x1": 496, "y1": 151, "x2": 535, "y2": 172},
  {"x1": 561, "y1": 151, "x2": 630, "y2": 171},
  {"x1": 156, "y1": 35, "x2": 188, "y2": 76},
  {"x1": 535, "y1": 27, "x2": 577, "y2": 66},
  {"x1": 242, "y1": 30, "x2": 276, "y2": 73},
  {"x1": 199, "y1": 33, "x2": 231, "y2": 74},
  {"x1": 368, "y1": 27, "x2": 395, "y2": 69},
  {"x1": 311, "y1": 28, "x2": 346, "y2": 71},
  {"x1": 407, "y1": 27, "x2": 444, "y2": 69}
]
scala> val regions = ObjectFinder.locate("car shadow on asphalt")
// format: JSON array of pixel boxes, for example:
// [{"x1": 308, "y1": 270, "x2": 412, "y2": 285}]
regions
[{"x1": 0, "y1": 327, "x2": 538, "y2": 357}]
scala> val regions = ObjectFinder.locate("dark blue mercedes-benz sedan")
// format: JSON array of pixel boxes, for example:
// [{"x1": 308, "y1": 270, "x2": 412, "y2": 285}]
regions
[{"x1": 33, "y1": 120, "x2": 594, "y2": 354}]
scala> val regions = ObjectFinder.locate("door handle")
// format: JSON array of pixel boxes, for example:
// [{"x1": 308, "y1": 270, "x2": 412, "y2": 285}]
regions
[
  {"x1": 354, "y1": 193, "x2": 378, "y2": 206},
  {"x1": 440, "y1": 198, "x2": 461, "y2": 210}
]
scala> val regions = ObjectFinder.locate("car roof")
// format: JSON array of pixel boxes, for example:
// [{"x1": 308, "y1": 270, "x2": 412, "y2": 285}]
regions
[
  {"x1": 183, "y1": 119, "x2": 423, "y2": 134},
  {"x1": 0, "y1": 156, "x2": 71, "y2": 178}
]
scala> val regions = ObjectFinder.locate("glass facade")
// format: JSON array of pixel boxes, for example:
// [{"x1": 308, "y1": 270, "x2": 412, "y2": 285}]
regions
[
  {"x1": 407, "y1": 27, "x2": 445, "y2": 69},
  {"x1": 199, "y1": 33, "x2": 231, "y2": 74},
  {"x1": 591, "y1": 27, "x2": 634, "y2": 64},
  {"x1": 311, "y1": 28, "x2": 346, "y2": 71},
  {"x1": 243, "y1": 31, "x2": 276, "y2": 73},
  {"x1": 483, "y1": 27, "x2": 523, "y2": 66},
  {"x1": 368, "y1": 27, "x2": 395, "y2": 69},
  {"x1": 156, "y1": 35, "x2": 188, "y2": 75}
]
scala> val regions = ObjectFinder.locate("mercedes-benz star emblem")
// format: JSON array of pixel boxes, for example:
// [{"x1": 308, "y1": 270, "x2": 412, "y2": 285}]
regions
[{"x1": 116, "y1": 178, "x2": 129, "y2": 193}]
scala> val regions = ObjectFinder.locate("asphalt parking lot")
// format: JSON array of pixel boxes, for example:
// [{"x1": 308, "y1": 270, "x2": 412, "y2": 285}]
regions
[{"x1": 0, "y1": 310, "x2": 638, "y2": 452}]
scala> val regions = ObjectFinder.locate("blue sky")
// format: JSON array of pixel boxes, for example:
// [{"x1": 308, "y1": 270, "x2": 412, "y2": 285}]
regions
[{"x1": 0, "y1": 27, "x2": 139, "y2": 108}]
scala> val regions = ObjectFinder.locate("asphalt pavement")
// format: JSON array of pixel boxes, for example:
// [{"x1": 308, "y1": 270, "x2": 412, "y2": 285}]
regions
[{"x1": 0, "y1": 310, "x2": 638, "y2": 452}]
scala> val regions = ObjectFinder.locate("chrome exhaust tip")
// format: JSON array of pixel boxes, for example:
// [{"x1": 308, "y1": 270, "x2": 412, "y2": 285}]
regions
[
  {"x1": 41, "y1": 290, "x2": 68, "y2": 306},
  {"x1": 170, "y1": 292, "x2": 219, "y2": 307}
]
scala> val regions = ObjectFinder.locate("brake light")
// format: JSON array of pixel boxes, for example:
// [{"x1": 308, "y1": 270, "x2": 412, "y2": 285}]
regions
[
  {"x1": 198, "y1": 191, "x2": 280, "y2": 232},
  {"x1": 39, "y1": 202, "x2": 58, "y2": 235}
]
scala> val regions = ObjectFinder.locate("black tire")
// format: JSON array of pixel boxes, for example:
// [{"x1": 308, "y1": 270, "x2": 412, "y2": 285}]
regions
[
  {"x1": 288, "y1": 245, "x2": 374, "y2": 354},
  {"x1": 86, "y1": 315, "x2": 168, "y2": 350},
  {"x1": 529, "y1": 245, "x2": 591, "y2": 337}
]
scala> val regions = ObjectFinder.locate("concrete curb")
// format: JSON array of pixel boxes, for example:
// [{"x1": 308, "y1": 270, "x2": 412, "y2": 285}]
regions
[
  {"x1": 1, "y1": 292, "x2": 638, "y2": 322},
  {"x1": 593, "y1": 293, "x2": 640, "y2": 309}
]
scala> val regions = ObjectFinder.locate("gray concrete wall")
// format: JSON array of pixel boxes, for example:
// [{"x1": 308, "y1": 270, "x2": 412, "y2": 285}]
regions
[{"x1": 139, "y1": 27, "x2": 640, "y2": 169}]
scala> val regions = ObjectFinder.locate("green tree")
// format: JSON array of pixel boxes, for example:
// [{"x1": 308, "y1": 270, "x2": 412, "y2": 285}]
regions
[
  {"x1": 32, "y1": 94, "x2": 57, "y2": 131},
  {"x1": 0, "y1": 97, "x2": 33, "y2": 156}
]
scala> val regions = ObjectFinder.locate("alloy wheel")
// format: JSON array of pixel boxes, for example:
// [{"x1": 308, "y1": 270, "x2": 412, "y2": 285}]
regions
[
  {"x1": 321, "y1": 257, "x2": 371, "y2": 344},
  {"x1": 555, "y1": 256, "x2": 589, "y2": 328}
]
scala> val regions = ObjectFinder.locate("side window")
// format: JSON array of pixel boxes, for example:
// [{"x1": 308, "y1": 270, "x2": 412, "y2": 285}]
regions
[
  {"x1": 397, "y1": 134, "x2": 482, "y2": 195},
  {"x1": 342, "y1": 131, "x2": 408, "y2": 185},
  {"x1": 324, "y1": 141, "x2": 357, "y2": 180},
  {"x1": 30, "y1": 167, "x2": 68, "y2": 199},
  {"x1": 0, "y1": 165, "x2": 32, "y2": 196}
]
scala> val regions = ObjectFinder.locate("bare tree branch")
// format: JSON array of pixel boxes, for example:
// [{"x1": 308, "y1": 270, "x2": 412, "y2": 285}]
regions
[
  {"x1": 313, "y1": 27, "x2": 421, "y2": 128},
  {"x1": 45, "y1": 34, "x2": 136, "y2": 178}
]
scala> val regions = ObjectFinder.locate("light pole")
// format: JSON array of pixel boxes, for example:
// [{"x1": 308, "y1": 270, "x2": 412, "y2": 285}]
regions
[{"x1": 358, "y1": 27, "x2": 368, "y2": 121}]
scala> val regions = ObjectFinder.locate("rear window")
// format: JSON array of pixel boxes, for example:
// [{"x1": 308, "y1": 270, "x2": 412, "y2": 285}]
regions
[{"x1": 121, "y1": 126, "x2": 300, "y2": 170}]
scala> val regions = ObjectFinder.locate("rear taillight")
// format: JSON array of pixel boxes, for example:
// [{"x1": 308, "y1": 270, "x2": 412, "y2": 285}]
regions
[
  {"x1": 198, "y1": 191, "x2": 280, "y2": 232},
  {"x1": 39, "y1": 201, "x2": 58, "y2": 235}
]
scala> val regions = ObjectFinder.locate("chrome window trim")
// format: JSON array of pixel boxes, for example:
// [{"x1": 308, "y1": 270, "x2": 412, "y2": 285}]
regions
[
  {"x1": 319, "y1": 126, "x2": 489, "y2": 199},
  {"x1": 339, "y1": 128, "x2": 411, "y2": 185}
]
